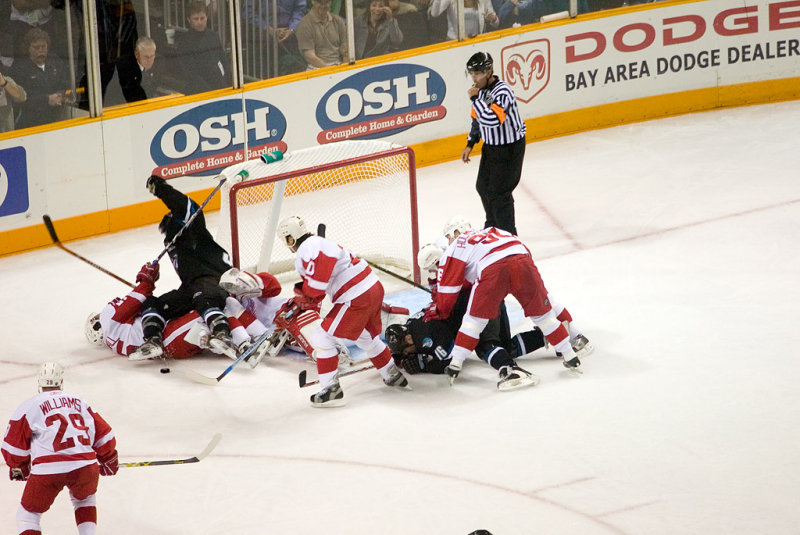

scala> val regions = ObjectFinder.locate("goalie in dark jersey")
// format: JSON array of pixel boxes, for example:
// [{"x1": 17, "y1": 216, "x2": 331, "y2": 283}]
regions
[{"x1": 130, "y1": 175, "x2": 240, "y2": 361}]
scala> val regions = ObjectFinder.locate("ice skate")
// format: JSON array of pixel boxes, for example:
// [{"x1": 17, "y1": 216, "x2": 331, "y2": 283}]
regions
[
  {"x1": 310, "y1": 381, "x2": 345, "y2": 408},
  {"x1": 562, "y1": 354, "x2": 582, "y2": 372},
  {"x1": 497, "y1": 365, "x2": 540, "y2": 391},
  {"x1": 129, "y1": 339, "x2": 163, "y2": 361},
  {"x1": 208, "y1": 331, "x2": 238, "y2": 360},
  {"x1": 383, "y1": 364, "x2": 411, "y2": 389},
  {"x1": 571, "y1": 334, "x2": 594, "y2": 359},
  {"x1": 242, "y1": 338, "x2": 271, "y2": 369}
]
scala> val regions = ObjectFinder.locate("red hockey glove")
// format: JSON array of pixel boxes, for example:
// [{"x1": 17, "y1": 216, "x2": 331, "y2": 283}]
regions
[
  {"x1": 98, "y1": 450, "x2": 119, "y2": 476},
  {"x1": 293, "y1": 282, "x2": 323, "y2": 313},
  {"x1": 422, "y1": 302, "x2": 445, "y2": 322},
  {"x1": 9, "y1": 462, "x2": 30, "y2": 481},
  {"x1": 136, "y1": 262, "x2": 160, "y2": 284}
]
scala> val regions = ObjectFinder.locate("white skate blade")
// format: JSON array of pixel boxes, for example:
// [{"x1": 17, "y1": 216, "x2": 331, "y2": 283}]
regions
[
  {"x1": 128, "y1": 344, "x2": 163, "y2": 361},
  {"x1": 311, "y1": 397, "x2": 347, "y2": 408},
  {"x1": 497, "y1": 373, "x2": 540, "y2": 391},
  {"x1": 574, "y1": 342, "x2": 594, "y2": 359},
  {"x1": 208, "y1": 338, "x2": 238, "y2": 360}
]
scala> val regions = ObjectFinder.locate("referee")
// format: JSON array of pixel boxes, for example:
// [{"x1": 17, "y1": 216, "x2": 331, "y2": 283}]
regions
[{"x1": 461, "y1": 52, "x2": 526, "y2": 236}]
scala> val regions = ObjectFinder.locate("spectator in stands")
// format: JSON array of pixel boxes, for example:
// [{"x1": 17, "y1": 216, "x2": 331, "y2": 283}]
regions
[
  {"x1": 295, "y1": 0, "x2": 348, "y2": 69},
  {"x1": 7, "y1": 0, "x2": 61, "y2": 62},
  {"x1": 172, "y1": 1, "x2": 230, "y2": 94},
  {"x1": 0, "y1": 69, "x2": 27, "y2": 132},
  {"x1": 73, "y1": 0, "x2": 138, "y2": 109},
  {"x1": 116, "y1": 37, "x2": 164, "y2": 103},
  {"x1": 9, "y1": 28, "x2": 69, "y2": 129},
  {"x1": 355, "y1": 0, "x2": 403, "y2": 59},
  {"x1": 493, "y1": 0, "x2": 538, "y2": 28},
  {"x1": 244, "y1": 0, "x2": 307, "y2": 76},
  {"x1": 428, "y1": 0, "x2": 498, "y2": 40}
]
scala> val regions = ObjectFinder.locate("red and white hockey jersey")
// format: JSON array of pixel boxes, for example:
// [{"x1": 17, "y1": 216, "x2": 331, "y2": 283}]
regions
[
  {"x1": 2, "y1": 390, "x2": 116, "y2": 476},
  {"x1": 99, "y1": 280, "x2": 152, "y2": 356},
  {"x1": 435, "y1": 227, "x2": 531, "y2": 317},
  {"x1": 294, "y1": 235, "x2": 379, "y2": 304},
  {"x1": 99, "y1": 282, "x2": 258, "y2": 358}
]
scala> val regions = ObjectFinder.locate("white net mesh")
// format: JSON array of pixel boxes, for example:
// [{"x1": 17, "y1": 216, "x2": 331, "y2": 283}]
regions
[{"x1": 217, "y1": 140, "x2": 419, "y2": 280}]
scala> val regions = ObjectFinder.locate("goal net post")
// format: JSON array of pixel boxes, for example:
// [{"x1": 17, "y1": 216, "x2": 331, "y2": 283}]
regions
[{"x1": 216, "y1": 140, "x2": 421, "y2": 284}]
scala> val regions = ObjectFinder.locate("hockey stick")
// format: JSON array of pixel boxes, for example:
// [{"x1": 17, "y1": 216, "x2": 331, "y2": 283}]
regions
[
  {"x1": 366, "y1": 260, "x2": 431, "y2": 293},
  {"x1": 298, "y1": 363, "x2": 376, "y2": 388},
  {"x1": 120, "y1": 433, "x2": 222, "y2": 468},
  {"x1": 182, "y1": 328, "x2": 272, "y2": 385},
  {"x1": 153, "y1": 171, "x2": 247, "y2": 264},
  {"x1": 316, "y1": 221, "x2": 429, "y2": 294},
  {"x1": 42, "y1": 215, "x2": 133, "y2": 287}
]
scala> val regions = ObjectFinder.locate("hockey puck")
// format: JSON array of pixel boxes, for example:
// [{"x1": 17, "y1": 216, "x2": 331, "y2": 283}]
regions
[{"x1": 160, "y1": 367, "x2": 170, "y2": 374}]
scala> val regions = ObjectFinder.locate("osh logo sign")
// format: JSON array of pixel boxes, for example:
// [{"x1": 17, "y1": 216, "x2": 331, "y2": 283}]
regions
[
  {"x1": 151, "y1": 99, "x2": 287, "y2": 178},
  {"x1": 502, "y1": 40, "x2": 550, "y2": 103},
  {"x1": 316, "y1": 64, "x2": 446, "y2": 144}
]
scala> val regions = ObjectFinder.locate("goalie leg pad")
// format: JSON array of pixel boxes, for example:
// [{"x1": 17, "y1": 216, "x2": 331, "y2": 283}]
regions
[{"x1": 280, "y1": 310, "x2": 323, "y2": 359}]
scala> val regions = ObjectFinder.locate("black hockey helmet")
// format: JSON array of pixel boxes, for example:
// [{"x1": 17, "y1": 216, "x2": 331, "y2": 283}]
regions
[
  {"x1": 385, "y1": 324, "x2": 409, "y2": 357},
  {"x1": 466, "y1": 52, "x2": 493, "y2": 73}
]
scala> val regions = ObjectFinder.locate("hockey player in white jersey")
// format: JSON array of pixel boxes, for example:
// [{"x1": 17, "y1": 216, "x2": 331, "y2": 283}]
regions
[
  {"x1": 277, "y1": 215, "x2": 410, "y2": 407},
  {"x1": 2, "y1": 363, "x2": 118, "y2": 535},
  {"x1": 429, "y1": 222, "x2": 593, "y2": 383}
]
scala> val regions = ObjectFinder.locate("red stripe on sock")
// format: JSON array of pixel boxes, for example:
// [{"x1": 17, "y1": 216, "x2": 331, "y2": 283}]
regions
[{"x1": 370, "y1": 348, "x2": 392, "y2": 370}]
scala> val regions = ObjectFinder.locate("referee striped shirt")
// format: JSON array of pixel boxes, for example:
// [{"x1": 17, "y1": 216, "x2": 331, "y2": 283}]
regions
[{"x1": 467, "y1": 78, "x2": 526, "y2": 146}]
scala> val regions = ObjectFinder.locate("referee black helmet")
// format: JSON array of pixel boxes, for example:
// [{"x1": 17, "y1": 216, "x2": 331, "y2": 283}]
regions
[{"x1": 466, "y1": 52, "x2": 493, "y2": 73}]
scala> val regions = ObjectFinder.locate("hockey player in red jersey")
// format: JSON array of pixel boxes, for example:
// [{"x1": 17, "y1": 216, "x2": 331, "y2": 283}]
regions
[
  {"x1": 387, "y1": 240, "x2": 546, "y2": 390},
  {"x1": 428, "y1": 221, "x2": 593, "y2": 383},
  {"x1": 2, "y1": 362, "x2": 118, "y2": 535},
  {"x1": 277, "y1": 215, "x2": 410, "y2": 407},
  {"x1": 85, "y1": 262, "x2": 268, "y2": 361}
]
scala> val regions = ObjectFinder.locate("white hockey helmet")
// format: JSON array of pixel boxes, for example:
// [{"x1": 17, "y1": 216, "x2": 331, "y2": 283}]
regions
[
  {"x1": 277, "y1": 216, "x2": 310, "y2": 252},
  {"x1": 85, "y1": 312, "x2": 103, "y2": 345},
  {"x1": 417, "y1": 243, "x2": 444, "y2": 273},
  {"x1": 37, "y1": 362, "x2": 64, "y2": 392},
  {"x1": 443, "y1": 215, "x2": 472, "y2": 242}
]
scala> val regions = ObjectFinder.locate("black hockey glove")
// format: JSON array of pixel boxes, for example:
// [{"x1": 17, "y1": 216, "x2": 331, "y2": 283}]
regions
[
  {"x1": 146, "y1": 174, "x2": 163, "y2": 195},
  {"x1": 397, "y1": 354, "x2": 426, "y2": 375}
]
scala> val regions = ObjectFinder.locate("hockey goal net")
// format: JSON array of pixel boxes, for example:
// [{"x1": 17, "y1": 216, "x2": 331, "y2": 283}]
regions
[{"x1": 216, "y1": 140, "x2": 420, "y2": 283}]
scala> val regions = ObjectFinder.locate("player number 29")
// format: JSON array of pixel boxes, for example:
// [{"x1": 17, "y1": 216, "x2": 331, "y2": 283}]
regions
[{"x1": 45, "y1": 413, "x2": 92, "y2": 451}]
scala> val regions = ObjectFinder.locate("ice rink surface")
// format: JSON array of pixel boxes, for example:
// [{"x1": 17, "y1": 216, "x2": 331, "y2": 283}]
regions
[{"x1": 2, "y1": 100, "x2": 799, "y2": 534}]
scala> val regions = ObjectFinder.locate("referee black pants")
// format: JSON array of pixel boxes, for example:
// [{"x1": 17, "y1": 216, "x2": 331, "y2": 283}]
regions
[{"x1": 475, "y1": 136, "x2": 526, "y2": 235}]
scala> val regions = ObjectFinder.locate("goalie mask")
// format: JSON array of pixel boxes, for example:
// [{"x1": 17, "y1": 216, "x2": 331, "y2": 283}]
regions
[
  {"x1": 385, "y1": 324, "x2": 409, "y2": 357},
  {"x1": 443, "y1": 215, "x2": 472, "y2": 243},
  {"x1": 278, "y1": 216, "x2": 311, "y2": 252},
  {"x1": 37, "y1": 362, "x2": 64, "y2": 392},
  {"x1": 85, "y1": 312, "x2": 104, "y2": 345},
  {"x1": 219, "y1": 268, "x2": 264, "y2": 299}
]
